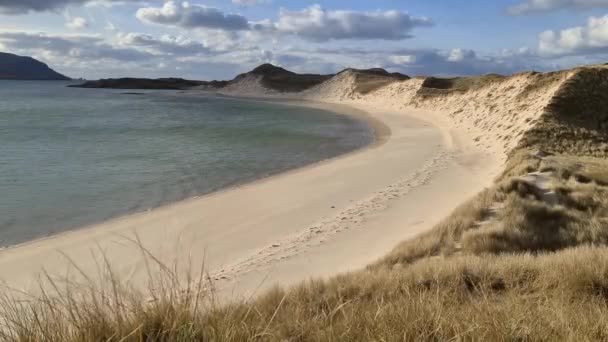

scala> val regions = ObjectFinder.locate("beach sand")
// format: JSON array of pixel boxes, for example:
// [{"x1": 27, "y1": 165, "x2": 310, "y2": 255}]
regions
[{"x1": 0, "y1": 99, "x2": 499, "y2": 300}]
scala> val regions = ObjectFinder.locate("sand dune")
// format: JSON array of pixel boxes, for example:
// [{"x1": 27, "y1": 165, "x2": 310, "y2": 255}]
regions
[
  {"x1": 214, "y1": 64, "x2": 608, "y2": 294},
  {"x1": 219, "y1": 68, "x2": 584, "y2": 167}
]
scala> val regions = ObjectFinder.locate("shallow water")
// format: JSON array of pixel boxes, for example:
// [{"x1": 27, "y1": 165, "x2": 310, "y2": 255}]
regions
[{"x1": 0, "y1": 81, "x2": 372, "y2": 247}]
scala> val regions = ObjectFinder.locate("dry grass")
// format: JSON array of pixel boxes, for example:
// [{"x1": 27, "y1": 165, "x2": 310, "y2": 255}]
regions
[
  {"x1": 418, "y1": 74, "x2": 506, "y2": 95},
  {"x1": 498, "y1": 149, "x2": 542, "y2": 181},
  {"x1": 6, "y1": 245, "x2": 608, "y2": 341},
  {"x1": 462, "y1": 193, "x2": 580, "y2": 254}
]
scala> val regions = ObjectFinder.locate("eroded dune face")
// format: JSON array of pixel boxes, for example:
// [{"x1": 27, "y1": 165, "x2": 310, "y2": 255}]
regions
[{"x1": 221, "y1": 65, "x2": 608, "y2": 162}]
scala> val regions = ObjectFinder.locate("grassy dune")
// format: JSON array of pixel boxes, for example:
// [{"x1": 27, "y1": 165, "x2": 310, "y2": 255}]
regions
[{"x1": 3, "y1": 66, "x2": 608, "y2": 341}]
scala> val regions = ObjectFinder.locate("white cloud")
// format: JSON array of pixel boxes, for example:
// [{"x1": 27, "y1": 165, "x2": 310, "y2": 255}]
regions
[
  {"x1": 136, "y1": 1, "x2": 250, "y2": 30},
  {"x1": 272, "y1": 4, "x2": 432, "y2": 41},
  {"x1": 135, "y1": 3, "x2": 432, "y2": 42},
  {"x1": 447, "y1": 48, "x2": 476, "y2": 62},
  {"x1": 389, "y1": 55, "x2": 417, "y2": 64},
  {"x1": 66, "y1": 17, "x2": 89, "y2": 30},
  {"x1": 104, "y1": 21, "x2": 116, "y2": 32},
  {"x1": 232, "y1": 0, "x2": 270, "y2": 6},
  {"x1": 116, "y1": 32, "x2": 211, "y2": 55},
  {"x1": 85, "y1": 0, "x2": 145, "y2": 8},
  {"x1": 538, "y1": 14, "x2": 608, "y2": 56},
  {"x1": 508, "y1": 0, "x2": 608, "y2": 14}
]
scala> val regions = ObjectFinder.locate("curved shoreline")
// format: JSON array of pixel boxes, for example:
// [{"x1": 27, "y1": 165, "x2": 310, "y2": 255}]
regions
[
  {"x1": 0, "y1": 98, "x2": 498, "y2": 299},
  {"x1": 0, "y1": 99, "x2": 382, "y2": 254},
  {"x1": 0, "y1": 100, "x2": 394, "y2": 292}
]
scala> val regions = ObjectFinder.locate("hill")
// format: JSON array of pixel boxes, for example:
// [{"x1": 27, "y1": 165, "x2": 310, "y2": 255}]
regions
[
  {"x1": 0, "y1": 52, "x2": 70, "y2": 80},
  {"x1": 222, "y1": 63, "x2": 410, "y2": 95},
  {"x1": 224, "y1": 63, "x2": 334, "y2": 93}
]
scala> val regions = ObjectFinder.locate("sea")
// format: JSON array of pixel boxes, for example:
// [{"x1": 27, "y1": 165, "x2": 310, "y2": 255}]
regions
[{"x1": 0, "y1": 81, "x2": 373, "y2": 247}]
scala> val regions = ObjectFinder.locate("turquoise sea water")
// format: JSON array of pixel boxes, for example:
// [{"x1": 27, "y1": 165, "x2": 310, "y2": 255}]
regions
[{"x1": 0, "y1": 81, "x2": 373, "y2": 247}]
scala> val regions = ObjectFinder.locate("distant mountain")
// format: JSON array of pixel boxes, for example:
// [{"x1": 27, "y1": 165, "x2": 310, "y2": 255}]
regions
[
  {"x1": 0, "y1": 52, "x2": 70, "y2": 80},
  {"x1": 231, "y1": 63, "x2": 334, "y2": 92},
  {"x1": 69, "y1": 78, "x2": 228, "y2": 90}
]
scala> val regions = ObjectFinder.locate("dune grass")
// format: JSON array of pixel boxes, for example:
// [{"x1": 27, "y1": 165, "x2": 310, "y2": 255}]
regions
[
  {"x1": 352, "y1": 74, "x2": 403, "y2": 95},
  {"x1": 5, "y1": 245, "x2": 608, "y2": 341}
]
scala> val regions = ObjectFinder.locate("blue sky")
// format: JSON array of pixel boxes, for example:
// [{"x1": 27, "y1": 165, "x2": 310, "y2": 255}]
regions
[{"x1": 1, "y1": 0, "x2": 608, "y2": 79}]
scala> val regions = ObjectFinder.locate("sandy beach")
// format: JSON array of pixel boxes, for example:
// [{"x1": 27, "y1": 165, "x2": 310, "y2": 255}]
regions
[{"x1": 0, "y1": 98, "x2": 498, "y2": 299}]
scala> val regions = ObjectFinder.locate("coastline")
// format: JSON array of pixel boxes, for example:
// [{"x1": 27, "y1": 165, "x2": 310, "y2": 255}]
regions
[
  {"x1": 0, "y1": 98, "x2": 380, "y2": 253},
  {"x1": 0, "y1": 97, "x2": 499, "y2": 300}
]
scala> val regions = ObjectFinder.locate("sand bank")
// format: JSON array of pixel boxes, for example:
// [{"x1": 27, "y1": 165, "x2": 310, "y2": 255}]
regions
[{"x1": 0, "y1": 99, "x2": 498, "y2": 299}]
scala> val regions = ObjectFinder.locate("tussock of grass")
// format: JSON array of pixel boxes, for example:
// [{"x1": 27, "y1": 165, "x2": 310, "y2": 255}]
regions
[
  {"x1": 462, "y1": 194, "x2": 578, "y2": 254},
  {"x1": 497, "y1": 149, "x2": 541, "y2": 181}
]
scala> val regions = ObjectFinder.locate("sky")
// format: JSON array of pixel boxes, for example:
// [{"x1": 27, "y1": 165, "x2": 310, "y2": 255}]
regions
[{"x1": 1, "y1": 0, "x2": 608, "y2": 80}]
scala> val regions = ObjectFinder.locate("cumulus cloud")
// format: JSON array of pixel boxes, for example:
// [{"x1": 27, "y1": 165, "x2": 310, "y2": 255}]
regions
[
  {"x1": 507, "y1": 0, "x2": 608, "y2": 14},
  {"x1": 135, "y1": 3, "x2": 432, "y2": 42},
  {"x1": 272, "y1": 4, "x2": 432, "y2": 41},
  {"x1": 66, "y1": 17, "x2": 89, "y2": 30},
  {"x1": 0, "y1": 0, "x2": 138, "y2": 14},
  {"x1": 389, "y1": 55, "x2": 417, "y2": 64},
  {"x1": 104, "y1": 21, "x2": 116, "y2": 32},
  {"x1": 538, "y1": 14, "x2": 608, "y2": 56},
  {"x1": 446, "y1": 48, "x2": 476, "y2": 62},
  {"x1": 136, "y1": 1, "x2": 250, "y2": 30},
  {"x1": 116, "y1": 32, "x2": 211, "y2": 55},
  {"x1": 232, "y1": 0, "x2": 270, "y2": 6}
]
